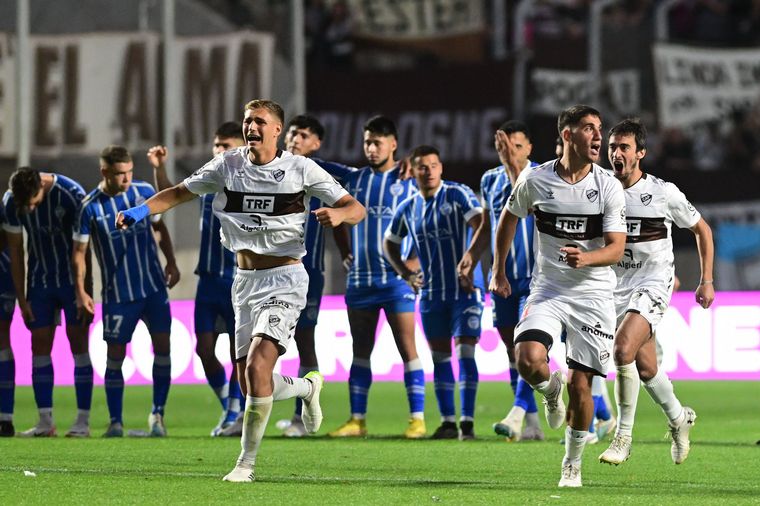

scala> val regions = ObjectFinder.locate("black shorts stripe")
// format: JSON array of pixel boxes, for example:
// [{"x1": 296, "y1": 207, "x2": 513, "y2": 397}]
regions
[
  {"x1": 567, "y1": 358, "x2": 605, "y2": 377},
  {"x1": 534, "y1": 208, "x2": 604, "y2": 241},
  {"x1": 514, "y1": 328, "x2": 554, "y2": 350}
]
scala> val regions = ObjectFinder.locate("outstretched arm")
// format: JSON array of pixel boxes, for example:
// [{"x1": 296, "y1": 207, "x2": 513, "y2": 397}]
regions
[
  {"x1": 116, "y1": 183, "x2": 197, "y2": 229},
  {"x1": 691, "y1": 217, "x2": 714, "y2": 308}
]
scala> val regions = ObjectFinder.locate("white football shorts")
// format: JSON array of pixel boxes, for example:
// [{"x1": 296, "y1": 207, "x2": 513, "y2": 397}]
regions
[
  {"x1": 515, "y1": 293, "x2": 616, "y2": 376},
  {"x1": 233, "y1": 263, "x2": 308, "y2": 360}
]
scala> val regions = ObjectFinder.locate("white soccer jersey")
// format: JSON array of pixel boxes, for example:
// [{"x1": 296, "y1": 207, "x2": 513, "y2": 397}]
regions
[
  {"x1": 507, "y1": 159, "x2": 626, "y2": 296},
  {"x1": 613, "y1": 172, "x2": 700, "y2": 295},
  {"x1": 183, "y1": 147, "x2": 348, "y2": 258}
]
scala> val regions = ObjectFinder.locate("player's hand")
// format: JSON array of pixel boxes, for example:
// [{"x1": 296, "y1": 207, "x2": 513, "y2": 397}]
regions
[
  {"x1": 19, "y1": 300, "x2": 35, "y2": 327},
  {"x1": 695, "y1": 282, "x2": 714, "y2": 309},
  {"x1": 341, "y1": 253, "x2": 354, "y2": 273},
  {"x1": 489, "y1": 271, "x2": 511, "y2": 298},
  {"x1": 398, "y1": 156, "x2": 413, "y2": 180},
  {"x1": 494, "y1": 130, "x2": 519, "y2": 170},
  {"x1": 457, "y1": 252, "x2": 476, "y2": 292},
  {"x1": 560, "y1": 246, "x2": 587, "y2": 269},
  {"x1": 76, "y1": 293, "x2": 95, "y2": 321},
  {"x1": 165, "y1": 262, "x2": 181, "y2": 288},
  {"x1": 147, "y1": 145, "x2": 168, "y2": 170},
  {"x1": 312, "y1": 207, "x2": 344, "y2": 228},
  {"x1": 404, "y1": 270, "x2": 424, "y2": 293},
  {"x1": 116, "y1": 204, "x2": 150, "y2": 230}
]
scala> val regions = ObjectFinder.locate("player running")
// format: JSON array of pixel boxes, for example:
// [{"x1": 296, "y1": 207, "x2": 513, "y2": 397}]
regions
[{"x1": 599, "y1": 118, "x2": 714, "y2": 466}]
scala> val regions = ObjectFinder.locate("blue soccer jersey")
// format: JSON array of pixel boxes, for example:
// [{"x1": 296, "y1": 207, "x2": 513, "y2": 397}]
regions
[
  {"x1": 74, "y1": 181, "x2": 166, "y2": 304},
  {"x1": 0, "y1": 205, "x2": 13, "y2": 296},
  {"x1": 196, "y1": 193, "x2": 236, "y2": 280},
  {"x1": 302, "y1": 158, "x2": 356, "y2": 273},
  {"x1": 480, "y1": 162, "x2": 537, "y2": 283},
  {"x1": 343, "y1": 165, "x2": 417, "y2": 288},
  {"x1": 2, "y1": 174, "x2": 85, "y2": 289},
  {"x1": 386, "y1": 181, "x2": 484, "y2": 303}
]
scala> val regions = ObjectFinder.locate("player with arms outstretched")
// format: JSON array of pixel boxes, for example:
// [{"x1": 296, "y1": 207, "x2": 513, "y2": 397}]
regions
[{"x1": 116, "y1": 99, "x2": 365, "y2": 483}]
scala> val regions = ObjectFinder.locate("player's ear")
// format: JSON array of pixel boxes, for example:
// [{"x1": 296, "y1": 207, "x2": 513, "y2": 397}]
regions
[{"x1": 636, "y1": 148, "x2": 646, "y2": 161}]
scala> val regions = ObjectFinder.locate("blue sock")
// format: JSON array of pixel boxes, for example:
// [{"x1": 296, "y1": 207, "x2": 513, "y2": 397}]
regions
[
  {"x1": 508, "y1": 361, "x2": 519, "y2": 394},
  {"x1": 594, "y1": 394, "x2": 611, "y2": 421},
  {"x1": 152, "y1": 354, "x2": 171, "y2": 415},
  {"x1": 0, "y1": 349, "x2": 14, "y2": 417},
  {"x1": 515, "y1": 377, "x2": 538, "y2": 413},
  {"x1": 32, "y1": 355, "x2": 54, "y2": 409},
  {"x1": 457, "y1": 345, "x2": 478, "y2": 420},
  {"x1": 294, "y1": 366, "x2": 311, "y2": 418},
  {"x1": 588, "y1": 417, "x2": 596, "y2": 433},
  {"x1": 432, "y1": 353, "x2": 456, "y2": 420},
  {"x1": 349, "y1": 359, "x2": 372, "y2": 416},
  {"x1": 404, "y1": 359, "x2": 425, "y2": 416},
  {"x1": 104, "y1": 357, "x2": 124, "y2": 424},
  {"x1": 206, "y1": 367, "x2": 228, "y2": 411},
  {"x1": 73, "y1": 353, "x2": 93, "y2": 411}
]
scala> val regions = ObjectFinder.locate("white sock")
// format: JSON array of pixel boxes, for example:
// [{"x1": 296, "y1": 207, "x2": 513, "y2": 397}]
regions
[
  {"x1": 76, "y1": 409, "x2": 90, "y2": 424},
  {"x1": 237, "y1": 395, "x2": 273, "y2": 468},
  {"x1": 272, "y1": 373, "x2": 311, "y2": 401},
  {"x1": 643, "y1": 369, "x2": 683, "y2": 425},
  {"x1": 614, "y1": 362, "x2": 640, "y2": 437},
  {"x1": 507, "y1": 405, "x2": 526, "y2": 423},
  {"x1": 563, "y1": 426, "x2": 588, "y2": 465},
  {"x1": 39, "y1": 408, "x2": 53, "y2": 426},
  {"x1": 534, "y1": 373, "x2": 559, "y2": 397}
]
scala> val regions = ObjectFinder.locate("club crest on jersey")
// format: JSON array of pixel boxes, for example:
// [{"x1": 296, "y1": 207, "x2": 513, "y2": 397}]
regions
[
  {"x1": 389, "y1": 182, "x2": 404, "y2": 196},
  {"x1": 439, "y1": 202, "x2": 453, "y2": 216},
  {"x1": 640, "y1": 193, "x2": 652, "y2": 206},
  {"x1": 54, "y1": 205, "x2": 66, "y2": 221},
  {"x1": 586, "y1": 189, "x2": 598, "y2": 202},
  {"x1": 546, "y1": 190, "x2": 555, "y2": 199},
  {"x1": 467, "y1": 316, "x2": 480, "y2": 330},
  {"x1": 272, "y1": 169, "x2": 285, "y2": 182}
]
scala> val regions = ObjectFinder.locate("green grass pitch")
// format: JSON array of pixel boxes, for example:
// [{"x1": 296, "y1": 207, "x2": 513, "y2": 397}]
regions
[{"x1": 1, "y1": 381, "x2": 759, "y2": 505}]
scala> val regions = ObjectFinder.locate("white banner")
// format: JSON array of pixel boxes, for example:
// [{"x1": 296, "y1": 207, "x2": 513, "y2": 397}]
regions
[
  {"x1": 0, "y1": 31, "x2": 274, "y2": 157},
  {"x1": 530, "y1": 68, "x2": 640, "y2": 117},
  {"x1": 343, "y1": 0, "x2": 484, "y2": 38},
  {"x1": 654, "y1": 44, "x2": 760, "y2": 128}
]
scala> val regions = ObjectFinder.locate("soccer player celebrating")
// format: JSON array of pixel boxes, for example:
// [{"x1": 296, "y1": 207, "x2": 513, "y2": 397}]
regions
[
  {"x1": 459, "y1": 120, "x2": 544, "y2": 442},
  {"x1": 116, "y1": 99, "x2": 365, "y2": 483},
  {"x1": 73, "y1": 146, "x2": 180, "y2": 438},
  {"x1": 599, "y1": 118, "x2": 713, "y2": 466},
  {"x1": 279, "y1": 114, "x2": 355, "y2": 437},
  {"x1": 148, "y1": 122, "x2": 246, "y2": 437},
  {"x1": 328, "y1": 116, "x2": 426, "y2": 439},
  {"x1": 490, "y1": 105, "x2": 627, "y2": 487},
  {"x1": 4, "y1": 168, "x2": 93, "y2": 437},
  {"x1": 384, "y1": 145, "x2": 484, "y2": 440},
  {"x1": 0, "y1": 207, "x2": 16, "y2": 437}
]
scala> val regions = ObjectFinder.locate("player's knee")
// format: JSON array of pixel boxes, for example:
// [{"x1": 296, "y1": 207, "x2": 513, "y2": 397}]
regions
[{"x1": 612, "y1": 342, "x2": 636, "y2": 365}]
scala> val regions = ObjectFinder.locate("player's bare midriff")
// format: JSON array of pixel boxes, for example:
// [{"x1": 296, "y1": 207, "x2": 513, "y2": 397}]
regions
[{"x1": 236, "y1": 249, "x2": 300, "y2": 270}]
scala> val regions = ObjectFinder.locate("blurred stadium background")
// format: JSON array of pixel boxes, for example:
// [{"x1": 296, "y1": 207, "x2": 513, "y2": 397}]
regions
[{"x1": 0, "y1": 0, "x2": 758, "y2": 385}]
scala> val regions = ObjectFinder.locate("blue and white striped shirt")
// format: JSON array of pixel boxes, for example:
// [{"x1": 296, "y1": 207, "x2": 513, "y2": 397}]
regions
[
  {"x1": 386, "y1": 181, "x2": 483, "y2": 303},
  {"x1": 3, "y1": 174, "x2": 85, "y2": 289},
  {"x1": 74, "y1": 181, "x2": 165, "y2": 304},
  {"x1": 0, "y1": 205, "x2": 13, "y2": 294},
  {"x1": 302, "y1": 158, "x2": 356, "y2": 273},
  {"x1": 480, "y1": 162, "x2": 537, "y2": 283},
  {"x1": 196, "y1": 193, "x2": 236, "y2": 280},
  {"x1": 342, "y1": 165, "x2": 417, "y2": 288}
]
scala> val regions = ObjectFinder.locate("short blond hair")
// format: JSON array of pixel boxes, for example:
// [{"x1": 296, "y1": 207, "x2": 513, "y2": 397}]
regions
[{"x1": 244, "y1": 99, "x2": 284, "y2": 125}]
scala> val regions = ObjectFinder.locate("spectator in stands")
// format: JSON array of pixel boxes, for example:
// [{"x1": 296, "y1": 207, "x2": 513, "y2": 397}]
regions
[{"x1": 324, "y1": 0, "x2": 355, "y2": 69}]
